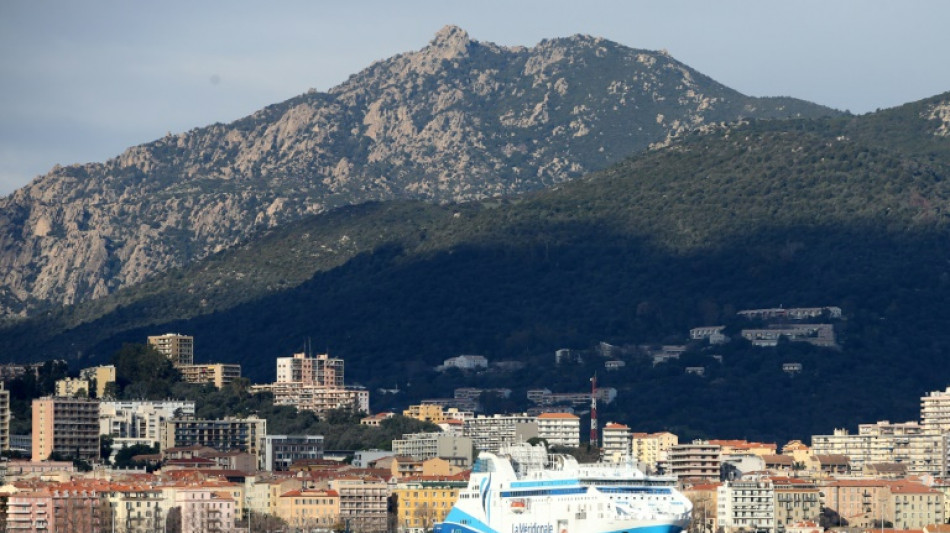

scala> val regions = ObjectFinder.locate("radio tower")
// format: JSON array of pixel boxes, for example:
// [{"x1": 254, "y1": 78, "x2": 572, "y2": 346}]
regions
[{"x1": 590, "y1": 373, "x2": 599, "y2": 446}]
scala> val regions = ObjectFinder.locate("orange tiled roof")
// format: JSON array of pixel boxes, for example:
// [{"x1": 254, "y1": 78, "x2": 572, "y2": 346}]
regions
[{"x1": 537, "y1": 412, "x2": 579, "y2": 419}]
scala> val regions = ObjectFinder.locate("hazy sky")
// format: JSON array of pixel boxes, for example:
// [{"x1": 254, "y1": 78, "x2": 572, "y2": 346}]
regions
[{"x1": 2, "y1": 1, "x2": 949, "y2": 196}]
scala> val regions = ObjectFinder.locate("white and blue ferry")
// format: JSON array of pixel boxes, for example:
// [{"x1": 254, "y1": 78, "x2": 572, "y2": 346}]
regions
[{"x1": 434, "y1": 443, "x2": 692, "y2": 533}]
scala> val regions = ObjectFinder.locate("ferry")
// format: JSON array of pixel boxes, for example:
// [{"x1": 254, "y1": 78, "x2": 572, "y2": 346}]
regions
[{"x1": 434, "y1": 443, "x2": 692, "y2": 533}]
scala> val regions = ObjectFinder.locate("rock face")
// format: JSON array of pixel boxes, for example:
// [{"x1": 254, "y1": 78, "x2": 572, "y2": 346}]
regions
[{"x1": 0, "y1": 26, "x2": 837, "y2": 317}]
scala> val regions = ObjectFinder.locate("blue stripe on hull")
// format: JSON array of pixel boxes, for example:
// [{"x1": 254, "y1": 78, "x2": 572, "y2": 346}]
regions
[{"x1": 434, "y1": 519, "x2": 685, "y2": 533}]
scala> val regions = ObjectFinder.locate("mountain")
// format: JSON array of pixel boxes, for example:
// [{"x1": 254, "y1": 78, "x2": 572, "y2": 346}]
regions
[
  {"x1": 3, "y1": 92, "x2": 950, "y2": 441},
  {"x1": 0, "y1": 26, "x2": 838, "y2": 318}
]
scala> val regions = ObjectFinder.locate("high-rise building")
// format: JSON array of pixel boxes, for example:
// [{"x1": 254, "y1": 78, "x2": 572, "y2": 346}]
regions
[
  {"x1": 252, "y1": 351, "x2": 367, "y2": 417},
  {"x1": 147, "y1": 333, "x2": 194, "y2": 366},
  {"x1": 0, "y1": 382, "x2": 9, "y2": 451},
  {"x1": 667, "y1": 440, "x2": 722, "y2": 481},
  {"x1": 922, "y1": 386, "x2": 950, "y2": 434},
  {"x1": 32, "y1": 396, "x2": 100, "y2": 461},
  {"x1": 536, "y1": 412, "x2": 581, "y2": 448},
  {"x1": 276, "y1": 352, "x2": 344, "y2": 387},
  {"x1": 602, "y1": 422, "x2": 632, "y2": 463}
]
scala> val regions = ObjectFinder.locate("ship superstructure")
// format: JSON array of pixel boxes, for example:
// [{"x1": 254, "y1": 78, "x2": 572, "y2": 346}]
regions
[{"x1": 435, "y1": 443, "x2": 692, "y2": 533}]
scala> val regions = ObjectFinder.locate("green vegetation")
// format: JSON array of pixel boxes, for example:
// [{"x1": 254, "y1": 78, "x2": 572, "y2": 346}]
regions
[{"x1": 2, "y1": 94, "x2": 950, "y2": 443}]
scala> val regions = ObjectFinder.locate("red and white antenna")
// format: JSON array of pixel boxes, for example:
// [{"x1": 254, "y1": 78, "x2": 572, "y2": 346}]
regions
[{"x1": 590, "y1": 373, "x2": 598, "y2": 446}]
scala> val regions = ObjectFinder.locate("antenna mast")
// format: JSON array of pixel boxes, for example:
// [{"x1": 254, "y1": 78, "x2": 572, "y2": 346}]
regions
[{"x1": 590, "y1": 373, "x2": 599, "y2": 446}]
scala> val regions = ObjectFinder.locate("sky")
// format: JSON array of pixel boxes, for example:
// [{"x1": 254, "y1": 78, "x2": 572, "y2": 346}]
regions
[{"x1": 2, "y1": 1, "x2": 949, "y2": 196}]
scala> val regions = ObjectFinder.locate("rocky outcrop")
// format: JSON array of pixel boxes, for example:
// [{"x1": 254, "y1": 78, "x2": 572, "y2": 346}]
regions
[{"x1": 0, "y1": 26, "x2": 838, "y2": 317}]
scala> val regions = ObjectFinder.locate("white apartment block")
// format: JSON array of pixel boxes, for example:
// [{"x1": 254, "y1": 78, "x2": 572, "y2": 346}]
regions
[
  {"x1": 463, "y1": 414, "x2": 539, "y2": 453},
  {"x1": 276, "y1": 352, "x2": 344, "y2": 387},
  {"x1": 717, "y1": 479, "x2": 775, "y2": 533},
  {"x1": 602, "y1": 422, "x2": 632, "y2": 463},
  {"x1": 811, "y1": 420, "x2": 944, "y2": 476},
  {"x1": 922, "y1": 386, "x2": 950, "y2": 434},
  {"x1": 252, "y1": 352, "x2": 366, "y2": 417},
  {"x1": 392, "y1": 432, "x2": 474, "y2": 467},
  {"x1": 100, "y1": 400, "x2": 196, "y2": 443},
  {"x1": 0, "y1": 382, "x2": 9, "y2": 451},
  {"x1": 536, "y1": 412, "x2": 580, "y2": 448}
]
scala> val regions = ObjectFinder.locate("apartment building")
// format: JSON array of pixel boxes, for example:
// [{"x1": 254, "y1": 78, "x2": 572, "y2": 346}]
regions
[
  {"x1": 100, "y1": 400, "x2": 196, "y2": 453},
  {"x1": 147, "y1": 333, "x2": 194, "y2": 366},
  {"x1": 263, "y1": 434, "x2": 325, "y2": 471},
  {"x1": 922, "y1": 386, "x2": 950, "y2": 434},
  {"x1": 252, "y1": 352, "x2": 369, "y2": 417},
  {"x1": 178, "y1": 363, "x2": 242, "y2": 389},
  {"x1": 773, "y1": 477, "x2": 821, "y2": 528},
  {"x1": 602, "y1": 422, "x2": 632, "y2": 463},
  {"x1": 160, "y1": 416, "x2": 266, "y2": 459},
  {"x1": 536, "y1": 412, "x2": 581, "y2": 448},
  {"x1": 78, "y1": 364, "x2": 116, "y2": 398},
  {"x1": 717, "y1": 478, "x2": 775, "y2": 533},
  {"x1": 404, "y1": 404, "x2": 448, "y2": 424},
  {"x1": 0, "y1": 382, "x2": 9, "y2": 451},
  {"x1": 668, "y1": 440, "x2": 722, "y2": 481},
  {"x1": 462, "y1": 413, "x2": 539, "y2": 453},
  {"x1": 632, "y1": 431, "x2": 679, "y2": 471},
  {"x1": 811, "y1": 420, "x2": 943, "y2": 476},
  {"x1": 329, "y1": 477, "x2": 389, "y2": 533},
  {"x1": 276, "y1": 352, "x2": 345, "y2": 388},
  {"x1": 32, "y1": 396, "x2": 100, "y2": 461},
  {"x1": 175, "y1": 487, "x2": 236, "y2": 533},
  {"x1": 822, "y1": 480, "x2": 944, "y2": 529},
  {"x1": 276, "y1": 488, "x2": 340, "y2": 530},
  {"x1": 393, "y1": 476, "x2": 468, "y2": 533},
  {"x1": 392, "y1": 432, "x2": 474, "y2": 467},
  {"x1": 54, "y1": 377, "x2": 91, "y2": 398}
]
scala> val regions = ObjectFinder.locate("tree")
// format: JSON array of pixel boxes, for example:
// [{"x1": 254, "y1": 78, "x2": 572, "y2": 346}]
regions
[{"x1": 110, "y1": 343, "x2": 181, "y2": 399}]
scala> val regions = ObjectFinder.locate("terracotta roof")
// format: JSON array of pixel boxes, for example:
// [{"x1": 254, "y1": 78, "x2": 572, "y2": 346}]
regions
[
  {"x1": 763, "y1": 454, "x2": 794, "y2": 465},
  {"x1": 604, "y1": 423, "x2": 630, "y2": 430},
  {"x1": 815, "y1": 454, "x2": 850, "y2": 465}
]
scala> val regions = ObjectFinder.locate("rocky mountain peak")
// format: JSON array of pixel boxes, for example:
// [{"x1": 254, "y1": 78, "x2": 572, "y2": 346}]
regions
[{"x1": 428, "y1": 25, "x2": 471, "y2": 59}]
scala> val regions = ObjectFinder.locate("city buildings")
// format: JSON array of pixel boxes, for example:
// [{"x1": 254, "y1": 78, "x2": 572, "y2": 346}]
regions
[
  {"x1": 276, "y1": 488, "x2": 340, "y2": 529},
  {"x1": 811, "y1": 420, "x2": 943, "y2": 476},
  {"x1": 252, "y1": 352, "x2": 370, "y2": 417},
  {"x1": 393, "y1": 475, "x2": 468, "y2": 533},
  {"x1": 32, "y1": 396, "x2": 99, "y2": 461},
  {"x1": 632, "y1": 431, "x2": 679, "y2": 471},
  {"x1": 54, "y1": 377, "x2": 90, "y2": 397},
  {"x1": 602, "y1": 422, "x2": 632, "y2": 463},
  {"x1": 462, "y1": 413, "x2": 538, "y2": 453}
]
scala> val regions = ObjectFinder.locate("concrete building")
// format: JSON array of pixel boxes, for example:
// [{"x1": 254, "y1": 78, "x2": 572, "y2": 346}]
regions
[
  {"x1": 147, "y1": 332, "x2": 194, "y2": 366},
  {"x1": 78, "y1": 365, "x2": 116, "y2": 398},
  {"x1": 54, "y1": 377, "x2": 90, "y2": 397},
  {"x1": 160, "y1": 416, "x2": 266, "y2": 459},
  {"x1": 773, "y1": 477, "x2": 821, "y2": 528},
  {"x1": 393, "y1": 476, "x2": 469, "y2": 533},
  {"x1": 263, "y1": 434, "x2": 325, "y2": 471},
  {"x1": 463, "y1": 414, "x2": 539, "y2": 453},
  {"x1": 602, "y1": 422, "x2": 632, "y2": 463},
  {"x1": 922, "y1": 386, "x2": 950, "y2": 434},
  {"x1": 717, "y1": 478, "x2": 775, "y2": 533},
  {"x1": 668, "y1": 440, "x2": 722, "y2": 481},
  {"x1": 175, "y1": 487, "x2": 236, "y2": 533},
  {"x1": 330, "y1": 477, "x2": 389, "y2": 533},
  {"x1": 99, "y1": 400, "x2": 195, "y2": 442},
  {"x1": 439, "y1": 355, "x2": 488, "y2": 371},
  {"x1": 536, "y1": 412, "x2": 581, "y2": 448},
  {"x1": 276, "y1": 488, "x2": 340, "y2": 530},
  {"x1": 632, "y1": 431, "x2": 679, "y2": 471},
  {"x1": 822, "y1": 480, "x2": 944, "y2": 530},
  {"x1": 276, "y1": 352, "x2": 345, "y2": 387},
  {"x1": 392, "y1": 432, "x2": 474, "y2": 467},
  {"x1": 178, "y1": 363, "x2": 242, "y2": 389},
  {"x1": 0, "y1": 382, "x2": 9, "y2": 451},
  {"x1": 252, "y1": 352, "x2": 369, "y2": 417},
  {"x1": 32, "y1": 396, "x2": 100, "y2": 461},
  {"x1": 811, "y1": 420, "x2": 943, "y2": 476}
]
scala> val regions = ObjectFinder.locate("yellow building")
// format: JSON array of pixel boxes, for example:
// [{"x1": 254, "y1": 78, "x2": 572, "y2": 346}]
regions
[
  {"x1": 276, "y1": 488, "x2": 340, "y2": 529},
  {"x1": 79, "y1": 365, "x2": 116, "y2": 398},
  {"x1": 394, "y1": 476, "x2": 468, "y2": 533},
  {"x1": 54, "y1": 377, "x2": 90, "y2": 397},
  {"x1": 178, "y1": 363, "x2": 242, "y2": 389},
  {"x1": 632, "y1": 431, "x2": 679, "y2": 469},
  {"x1": 403, "y1": 404, "x2": 447, "y2": 424}
]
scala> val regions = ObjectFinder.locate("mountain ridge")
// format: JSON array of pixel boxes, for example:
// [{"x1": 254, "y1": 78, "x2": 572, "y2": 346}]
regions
[{"x1": 0, "y1": 26, "x2": 837, "y2": 317}]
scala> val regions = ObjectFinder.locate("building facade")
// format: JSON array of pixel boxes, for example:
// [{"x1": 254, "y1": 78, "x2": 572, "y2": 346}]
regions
[
  {"x1": 32, "y1": 397, "x2": 100, "y2": 461},
  {"x1": 667, "y1": 441, "x2": 722, "y2": 481},
  {"x1": 160, "y1": 416, "x2": 266, "y2": 458},
  {"x1": 462, "y1": 414, "x2": 539, "y2": 453},
  {"x1": 536, "y1": 412, "x2": 580, "y2": 448},
  {"x1": 263, "y1": 435, "x2": 325, "y2": 471},
  {"x1": 147, "y1": 333, "x2": 194, "y2": 366},
  {"x1": 178, "y1": 363, "x2": 242, "y2": 389},
  {"x1": 391, "y1": 432, "x2": 474, "y2": 467}
]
